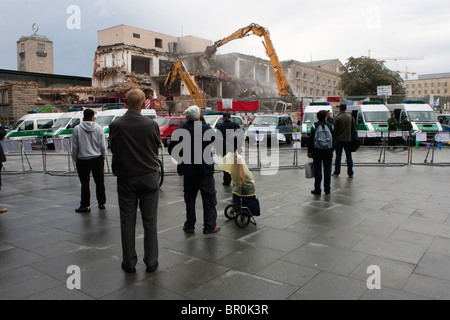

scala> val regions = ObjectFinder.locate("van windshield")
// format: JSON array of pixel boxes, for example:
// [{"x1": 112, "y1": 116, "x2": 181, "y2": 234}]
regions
[
  {"x1": 363, "y1": 111, "x2": 391, "y2": 123},
  {"x1": 407, "y1": 111, "x2": 438, "y2": 123},
  {"x1": 51, "y1": 118, "x2": 70, "y2": 129},
  {"x1": 155, "y1": 118, "x2": 170, "y2": 126},
  {"x1": 252, "y1": 117, "x2": 277, "y2": 126},
  {"x1": 303, "y1": 113, "x2": 317, "y2": 124},
  {"x1": 95, "y1": 115, "x2": 115, "y2": 127},
  {"x1": 10, "y1": 120, "x2": 24, "y2": 130}
]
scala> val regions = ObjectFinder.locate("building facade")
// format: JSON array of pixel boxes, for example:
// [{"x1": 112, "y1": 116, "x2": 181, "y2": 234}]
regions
[
  {"x1": 17, "y1": 34, "x2": 54, "y2": 74},
  {"x1": 93, "y1": 24, "x2": 343, "y2": 103},
  {"x1": 404, "y1": 73, "x2": 450, "y2": 98}
]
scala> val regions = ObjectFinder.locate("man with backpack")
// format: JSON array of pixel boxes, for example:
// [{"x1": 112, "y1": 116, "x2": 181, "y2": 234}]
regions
[{"x1": 308, "y1": 110, "x2": 334, "y2": 195}]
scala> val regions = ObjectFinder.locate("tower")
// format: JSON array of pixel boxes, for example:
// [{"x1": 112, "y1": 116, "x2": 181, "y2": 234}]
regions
[{"x1": 17, "y1": 24, "x2": 54, "y2": 74}]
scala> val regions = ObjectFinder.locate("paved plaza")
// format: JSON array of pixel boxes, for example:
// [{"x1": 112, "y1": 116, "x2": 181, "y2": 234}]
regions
[{"x1": 1, "y1": 145, "x2": 450, "y2": 300}]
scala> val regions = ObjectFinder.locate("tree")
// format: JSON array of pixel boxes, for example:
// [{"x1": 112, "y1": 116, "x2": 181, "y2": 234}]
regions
[{"x1": 338, "y1": 57, "x2": 405, "y2": 97}]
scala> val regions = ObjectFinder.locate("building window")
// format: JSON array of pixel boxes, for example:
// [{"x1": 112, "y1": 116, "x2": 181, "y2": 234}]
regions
[
  {"x1": 155, "y1": 38, "x2": 163, "y2": 48},
  {"x1": 36, "y1": 43, "x2": 47, "y2": 57},
  {"x1": 296, "y1": 72, "x2": 301, "y2": 80},
  {"x1": 303, "y1": 74, "x2": 307, "y2": 82},
  {"x1": 310, "y1": 76, "x2": 314, "y2": 83},
  {"x1": 133, "y1": 33, "x2": 141, "y2": 39}
]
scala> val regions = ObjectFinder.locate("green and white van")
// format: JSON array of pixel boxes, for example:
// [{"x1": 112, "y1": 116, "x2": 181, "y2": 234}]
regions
[
  {"x1": 301, "y1": 102, "x2": 334, "y2": 147},
  {"x1": 95, "y1": 107, "x2": 157, "y2": 139},
  {"x1": 387, "y1": 101, "x2": 442, "y2": 133},
  {"x1": 6, "y1": 112, "x2": 63, "y2": 142},
  {"x1": 42, "y1": 110, "x2": 84, "y2": 148},
  {"x1": 347, "y1": 101, "x2": 390, "y2": 144}
]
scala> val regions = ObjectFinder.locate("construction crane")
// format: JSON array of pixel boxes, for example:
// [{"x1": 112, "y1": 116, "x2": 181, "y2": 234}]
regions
[
  {"x1": 396, "y1": 66, "x2": 416, "y2": 80},
  {"x1": 205, "y1": 23, "x2": 297, "y2": 108},
  {"x1": 164, "y1": 60, "x2": 205, "y2": 109}
]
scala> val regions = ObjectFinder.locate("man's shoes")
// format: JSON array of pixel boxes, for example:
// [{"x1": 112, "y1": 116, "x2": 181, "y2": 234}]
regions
[
  {"x1": 121, "y1": 263, "x2": 136, "y2": 274},
  {"x1": 146, "y1": 263, "x2": 158, "y2": 273},
  {"x1": 348, "y1": 175, "x2": 354, "y2": 179},
  {"x1": 183, "y1": 226, "x2": 195, "y2": 233},
  {"x1": 222, "y1": 182, "x2": 231, "y2": 186},
  {"x1": 203, "y1": 226, "x2": 221, "y2": 234},
  {"x1": 332, "y1": 173, "x2": 339, "y2": 177},
  {"x1": 98, "y1": 204, "x2": 106, "y2": 210},
  {"x1": 0, "y1": 208, "x2": 7, "y2": 214},
  {"x1": 311, "y1": 190, "x2": 321, "y2": 195},
  {"x1": 75, "y1": 206, "x2": 91, "y2": 213},
  {"x1": 325, "y1": 191, "x2": 331, "y2": 195}
]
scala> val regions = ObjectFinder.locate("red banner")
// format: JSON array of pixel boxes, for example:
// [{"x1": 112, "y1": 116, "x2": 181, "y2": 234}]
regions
[
  {"x1": 217, "y1": 100, "x2": 259, "y2": 112},
  {"x1": 327, "y1": 97, "x2": 341, "y2": 103}
]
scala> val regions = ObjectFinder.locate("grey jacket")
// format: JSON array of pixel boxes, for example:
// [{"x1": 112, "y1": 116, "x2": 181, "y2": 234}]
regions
[{"x1": 72, "y1": 121, "x2": 107, "y2": 162}]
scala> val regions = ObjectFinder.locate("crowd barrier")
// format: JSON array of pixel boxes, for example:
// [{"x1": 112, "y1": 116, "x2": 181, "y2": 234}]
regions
[{"x1": 1, "y1": 132, "x2": 450, "y2": 177}]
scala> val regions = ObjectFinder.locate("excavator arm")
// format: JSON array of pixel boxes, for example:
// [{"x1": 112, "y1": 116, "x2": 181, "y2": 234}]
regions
[
  {"x1": 205, "y1": 23, "x2": 296, "y2": 100},
  {"x1": 164, "y1": 60, "x2": 205, "y2": 109}
]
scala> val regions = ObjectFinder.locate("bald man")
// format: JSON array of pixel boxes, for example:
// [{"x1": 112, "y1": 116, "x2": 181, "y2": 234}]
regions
[{"x1": 110, "y1": 89, "x2": 161, "y2": 273}]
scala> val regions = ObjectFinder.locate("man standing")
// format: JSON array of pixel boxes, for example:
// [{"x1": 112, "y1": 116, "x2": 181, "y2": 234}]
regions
[
  {"x1": 217, "y1": 112, "x2": 242, "y2": 186},
  {"x1": 168, "y1": 105, "x2": 220, "y2": 235},
  {"x1": 72, "y1": 109, "x2": 107, "y2": 213},
  {"x1": 0, "y1": 125, "x2": 7, "y2": 214},
  {"x1": 333, "y1": 104, "x2": 356, "y2": 178},
  {"x1": 110, "y1": 89, "x2": 161, "y2": 274},
  {"x1": 387, "y1": 113, "x2": 399, "y2": 146}
]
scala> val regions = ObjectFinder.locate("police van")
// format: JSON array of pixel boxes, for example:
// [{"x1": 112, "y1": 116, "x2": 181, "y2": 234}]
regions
[
  {"x1": 95, "y1": 107, "x2": 157, "y2": 144},
  {"x1": 6, "y1": 111, "x2": 63, "y2": 142},
  {"x1": 346, "y1": 101, "x2": 390, "y2": 144},
  {"x1": 301, "y1": 102, "x2": 334, "y2": 147},
  {"x1": 387, "y1": 101, "x2": 442, "y2": 134},
  {"x1": 42, "y1": 109, "x2": 84, "y2": 148}
]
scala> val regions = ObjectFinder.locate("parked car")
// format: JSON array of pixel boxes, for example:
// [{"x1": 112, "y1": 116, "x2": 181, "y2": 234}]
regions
[{"x1": 155, "y1": 116, "x2": 187, "y2": 146}]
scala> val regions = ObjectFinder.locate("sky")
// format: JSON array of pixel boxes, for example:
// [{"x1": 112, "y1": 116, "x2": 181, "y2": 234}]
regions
[{"x1": 1, "y1": 0, "x2": 450, "y2": 79}]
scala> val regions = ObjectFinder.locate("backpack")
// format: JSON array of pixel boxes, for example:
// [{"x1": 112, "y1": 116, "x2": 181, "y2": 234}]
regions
[{"x1": 314, "y1": 123, "x2": 333, "y2": 150}]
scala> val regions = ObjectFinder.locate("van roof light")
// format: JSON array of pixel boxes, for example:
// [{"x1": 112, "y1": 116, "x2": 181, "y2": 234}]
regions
[
  {"x1": 309, "y1": 102, "x2": 330, "y2": 106},
  {"x1": 68, "y1": 108, "x2": 83, "y2": 112},
  {"x1": 362, "y1": 101, "x2": 381, "y2": 105},
  {"x1": 404, "y1": 100, "x2": 425, "y2": 104},
  {"x1": 27, "y1": 110, "x2": 38, "y2": 114}
]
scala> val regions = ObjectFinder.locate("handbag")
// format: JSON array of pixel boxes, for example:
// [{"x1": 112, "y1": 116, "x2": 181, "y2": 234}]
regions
[
  {"x1": 305, "y1": 161, "x2": 314, "y2": 179},
  {"x1": 351, "y1": 131, "x2": 360, "y2": 152}
]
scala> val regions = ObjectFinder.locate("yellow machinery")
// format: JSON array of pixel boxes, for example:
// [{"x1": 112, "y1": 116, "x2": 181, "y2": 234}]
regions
[
  {"x1": 164, "y1": 60, "x2": 205, "y2": 109},
  {"x1": 205, "y1": 23, "x2": 296, "y2": 105}
]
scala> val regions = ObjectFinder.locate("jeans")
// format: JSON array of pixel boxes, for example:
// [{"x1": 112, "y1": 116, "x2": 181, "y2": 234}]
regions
[
  {"x1": 183, "y1": 174, "x2": 218, "y2": 232},
  {"x1": 117, "y1": 172, "x2": 159, "y2": 269},
  {"x1": 334, "y1": 140, "x2": 354, "y2": 176},
  {"x1": 313, "y1": 149, "x2": 333, "y2": 194},
  {"x1": 76, "y1": 157, "x2": 106, "y2": 208}
]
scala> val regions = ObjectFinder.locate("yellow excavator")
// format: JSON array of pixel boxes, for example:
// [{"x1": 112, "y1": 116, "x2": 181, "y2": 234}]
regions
[
  {"x1": 164, "y1": 60, "x2": 205, "y2": 109},
  {"x1": 205, "y1": 23, "x2": 297, "y2": 112}
]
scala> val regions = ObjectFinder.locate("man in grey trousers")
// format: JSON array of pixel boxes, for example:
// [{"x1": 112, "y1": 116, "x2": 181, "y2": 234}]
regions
[{"x1": 110, "y1": 89, "x2": 161, "y2": 274}]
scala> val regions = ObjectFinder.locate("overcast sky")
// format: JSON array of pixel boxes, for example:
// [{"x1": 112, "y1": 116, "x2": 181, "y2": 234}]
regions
[{"x1": 1, "y1": 0, "x2": 449, "y2": 79}]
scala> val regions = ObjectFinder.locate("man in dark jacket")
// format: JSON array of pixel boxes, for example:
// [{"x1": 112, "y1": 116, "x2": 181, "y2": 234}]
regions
[
  {"x1": 110, "y1": 89, "x2": 161, "y2": 274},
  {"x1": 217, "y1": 112, "x2": 242, "y2": 186},
  {"x1": 333, "y1": 104, "x2": 356, "y2": 178},
  {"x1": 308, "y1": 110, "x2": 334, "y2": 195},
  {"x1": 0, "y1": 126, "x2": 7, "y2": 214},
  {"x1": 168, "y1": 105, "x2": 220, "y2": 235}
]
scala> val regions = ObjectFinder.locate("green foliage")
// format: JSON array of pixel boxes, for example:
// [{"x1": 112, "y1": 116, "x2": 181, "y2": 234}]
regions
[{"x1": 338, "y1": 57, "x2": 405, "y2": 97}]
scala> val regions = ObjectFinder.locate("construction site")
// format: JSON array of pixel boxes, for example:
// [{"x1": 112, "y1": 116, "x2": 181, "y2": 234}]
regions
[{"x1": 0, "y1": 23, "x2": 342, "y2": 122}]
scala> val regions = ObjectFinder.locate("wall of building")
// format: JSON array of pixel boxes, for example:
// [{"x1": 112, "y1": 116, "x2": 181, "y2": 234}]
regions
[
  {"x1": 0, "y1": 82, "x2": 40, "y2": 121},
  {"x1": 17, "y1": 36, "x2": 54, "y2": 74}
]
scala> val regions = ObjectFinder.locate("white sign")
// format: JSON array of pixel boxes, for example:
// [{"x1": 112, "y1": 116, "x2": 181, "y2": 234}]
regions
[{"x1": 377, "y1": 85, "x2": 392, "y2": 96}]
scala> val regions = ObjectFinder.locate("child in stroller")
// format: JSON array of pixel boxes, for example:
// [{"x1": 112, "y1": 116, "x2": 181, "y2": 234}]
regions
[{"x1": 220, "y1": 152, "x2": 260, "y2": 228}]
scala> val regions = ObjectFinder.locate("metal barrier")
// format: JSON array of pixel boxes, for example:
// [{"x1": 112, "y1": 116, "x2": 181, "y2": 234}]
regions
[{"x1": 2, "y1": 133, "x2": 449, "y2": 178}]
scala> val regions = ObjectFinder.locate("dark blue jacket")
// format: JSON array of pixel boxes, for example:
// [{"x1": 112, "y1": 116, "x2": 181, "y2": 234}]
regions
[{"x1": 168, "y1": 121, "x2": 217, "y2": 176}]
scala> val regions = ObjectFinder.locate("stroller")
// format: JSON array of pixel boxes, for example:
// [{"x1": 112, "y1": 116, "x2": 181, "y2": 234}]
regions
[
  {"x1": 224, "y1": 194, "x2": 260, "y2": 228},
  {"x1": 220, "y1": 152, "x2": 260, "y2": 228}
]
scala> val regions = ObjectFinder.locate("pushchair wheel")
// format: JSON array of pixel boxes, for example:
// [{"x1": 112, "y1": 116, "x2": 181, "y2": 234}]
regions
[
  {"x1": 235, "y1": 211, "x2": 251, "y2": 228},
  {"x1": 224, "y1": 205, "x2": 235, "y2": 220}
]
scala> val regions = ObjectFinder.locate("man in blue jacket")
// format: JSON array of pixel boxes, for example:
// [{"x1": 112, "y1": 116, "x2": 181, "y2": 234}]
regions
[{"x1": 168, "y1": 105, "x2": 220, "y2": 235}]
